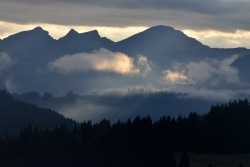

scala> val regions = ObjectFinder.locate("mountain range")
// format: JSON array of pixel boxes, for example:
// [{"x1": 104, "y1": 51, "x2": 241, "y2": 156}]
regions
[{"x1": 0, "y1": 25, "x2": 249, "y2": 96}]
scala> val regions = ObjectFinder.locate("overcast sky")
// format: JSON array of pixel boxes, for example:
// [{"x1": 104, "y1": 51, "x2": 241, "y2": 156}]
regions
[{"x1": 0, "y1": 0, "x2": 250, "y2": 48}]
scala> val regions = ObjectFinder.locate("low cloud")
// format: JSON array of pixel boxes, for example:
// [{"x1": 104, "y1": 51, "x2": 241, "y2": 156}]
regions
[
  {"x1": 0, "y1": 52, "x2": 17, "y2": 72},
  {"x1": 4, "y1": 77, "x2": 18, "y2": 93},
  {"x1": 185, "y1": 88, "x2": 237, "y2": 101},
  {"x1": 54, "y1": 99, "x2": 112, "y2": 122},
  {"x1": 0, "y1": 53, "x2": 17, "y2": 93},
  {"x1": 136, "y1": 55, "x2": 152, "y2": 76},
  {"x1": 162, "y1": 62, "x2": 194, "y2": 84},
  {"x1": 48, "y1": 48, "x2": 151, "y2": 75},
  {"x1": 162, "y1": 70, "x2": 193, "y2": 84},
  {"x1": 162, "y1": 55, "x2": 241, "y2": 88}
]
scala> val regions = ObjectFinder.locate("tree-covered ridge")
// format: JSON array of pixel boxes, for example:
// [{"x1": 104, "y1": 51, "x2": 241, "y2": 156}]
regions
[
  {"x1": 0, "y1": 98, "x2": 250, "y2": 166},
  {"x1": 0, "y1": 89, "x2": 75, "y2": 136},
  {"x1": 12, "y1": 89, "x2": 214, "y2": 123}
]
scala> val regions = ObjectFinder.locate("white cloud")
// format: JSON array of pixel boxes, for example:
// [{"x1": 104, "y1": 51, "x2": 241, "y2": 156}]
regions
[
  {"x1": 186, "y1": 61, "x2": 215, "y2": 83},
  {"x1": 187, "y1": 56, "x2": 241, "y2": 86},
  {"x1": 162, "y1": 62, "x2": 193, "y2": 84},
  {"x1": 0, "y1": 52, "x2": 17, "y2": 72},
  {"x1": 48, "y1": 48, "x2": 151, "y2": 75},
  {"x1": 162, "y1": 70, "x2": 193, "y2": 84},
  {"x1": 162, "y1": 55, "x2": 242, "y2": 87},
  {"x1": 186, "y1": 88, "x2": 237, "y2": 101},
  {"x1": 0, "y1": 53, "x2": 17, "y2": 93},
  {"x1": 4, "y1": 77, "x2": 18, "y2": 93},
  {"x1": 136, "y1": 55, "x2": 152, "y2": 76},
  {"x1": 221, "y1": 54, "x2": 239, "y2": 65},
  {"x1": 57, "y1": 98, "x2": 112, "y2": 122}
]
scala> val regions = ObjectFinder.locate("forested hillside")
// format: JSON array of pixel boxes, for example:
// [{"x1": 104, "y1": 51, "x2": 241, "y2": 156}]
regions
[
  {"x1": 0, "y1": 89, "x2": 75, "y2": 136},
  {"x1": 12, "y1": 90, "x2": 215, "y2": 123}
]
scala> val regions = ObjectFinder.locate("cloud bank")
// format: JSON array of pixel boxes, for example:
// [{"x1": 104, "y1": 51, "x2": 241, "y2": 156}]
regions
[
  {"x1": 0, "y1": 52, "x2": 17, "y2": 92},
  {"x1": 0, "y1": 0, "x2": 250, "y2": 32},
  {"x1": 0, "y1": 52, "x2": 16, "y2": 72},
  {"x1": 162, "y1": 55, "x2": 242, "y2": 88},
  {"x1": 48, "y1": 48, "x2": 151, "y2": 75}
]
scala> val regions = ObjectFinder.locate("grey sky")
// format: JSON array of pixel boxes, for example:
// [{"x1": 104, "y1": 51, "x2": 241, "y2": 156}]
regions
[
  {"x1": 0, "y1": 0, "x2": 249, "y2": 31},
  {"x1": 0, "y1": 0, "x2": 249, "y2": 48}
]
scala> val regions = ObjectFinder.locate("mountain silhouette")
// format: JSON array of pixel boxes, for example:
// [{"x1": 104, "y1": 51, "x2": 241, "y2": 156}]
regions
[
  {"x1": 56, "y1": 29, "x2": 115, "y2": 54},
  {"x1": 114, "y1": 25, "x2": 213, "y2": 69},
  {"x1": 116, "y1": 25, "x2": 210, "y2": 57},
  {"x1": 0, "y1": 25, "x2": 249, "y2": 95},
  {"x1": 1, "y1": 27, "x2": 55, "y2": 59},
  {"x1": 61, "y1": 29, "x2": 80, "y2": 39}
]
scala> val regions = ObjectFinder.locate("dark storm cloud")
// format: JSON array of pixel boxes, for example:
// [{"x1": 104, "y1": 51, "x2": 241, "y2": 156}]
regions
[{"x1": 0, "y1": 0, "x2": 250, "y2": 32}]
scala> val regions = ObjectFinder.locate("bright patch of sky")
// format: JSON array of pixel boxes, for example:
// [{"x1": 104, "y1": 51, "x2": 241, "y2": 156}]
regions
[{"x1": 0, "y1": 21, "x2": 249, "y2": 48}]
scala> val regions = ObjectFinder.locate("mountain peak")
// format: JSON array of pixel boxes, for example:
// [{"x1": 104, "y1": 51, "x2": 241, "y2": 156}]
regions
[
  {"x1": 87, "y1": 29, "x2": 98, "y2": 34},
  {"x1": 59, "y1": 29, "x2": 101, "y2": 41},
  {"x1": 32, "y1": 26, "x2": 44, "y2": 31},
  {"x1": 150, "y1": 25, "x2": 174, "y2": 30},
  {"x1": 142, "y1": 25, "x2": 176, "y2": 35},
  {"x1": 31, "y1": 27, "x2": 50, "y2": 36},
  {"x1": 67, "y1": 29, "x2": 79, "y2": 36},
  {"x1": 3, "y1": 26, "x2": 52, "y2": 42},
  {"x1": 80, "y1": 30, "x2": 100, "y2": 38}
]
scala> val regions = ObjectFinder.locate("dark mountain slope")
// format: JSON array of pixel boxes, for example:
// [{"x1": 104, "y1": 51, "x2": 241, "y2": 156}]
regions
[
  {"x1": 116, "y1": 26, "x2": 250, "y2": 62},
  {"x1": 117, "y1": 26, "x2": 209, "y2": 51},
  {"x1": 115, "y1": 25, "x2": 210, "y2": 58},
  {"x1": 0, "y1": 89, "x2": 75, "y2": 136},
  {"x1": 1, "y1": 27, "x2": 55, "y2": 59},
  {"x1": 231, "y1": 54, "x2": 250, "y2": 82},
  {"x1": 114, "y1": 25, "x2": 212, "y2": 69},
  {"x1": 207, "y1": 47, "x2": 250, "y2": 60}
]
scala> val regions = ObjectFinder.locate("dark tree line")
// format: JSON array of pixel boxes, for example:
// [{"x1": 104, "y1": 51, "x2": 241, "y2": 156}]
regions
[
  {"x1": 0, "y1": 119, "x2": 177, "y2": 167},
  {"x1": 0, "y1": 89, "x2": 75, "y2": 136},
  {"x1": 202, "y1": 99, "x2": 250, "y2": 154}
]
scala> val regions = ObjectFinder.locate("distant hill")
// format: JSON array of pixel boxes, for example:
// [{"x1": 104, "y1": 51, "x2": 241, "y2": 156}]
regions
[
  {"x1": 231, "y1": 54, "x2": 250, "y2": 82},
  {"x1": 0, "y1": 89, "x2": 75, "y2": 136},
  {"x1": 12, "y1": 90, "x2": 217, "y2": 123}
]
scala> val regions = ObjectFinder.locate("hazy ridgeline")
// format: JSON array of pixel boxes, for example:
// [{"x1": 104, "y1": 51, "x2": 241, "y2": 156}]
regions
[
  {"x1": 0, "y1": 89, "x2": 76, "y2": 137},
  {"x1": 12, "y1": 89, "x2": 217, "y2": 123}
]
